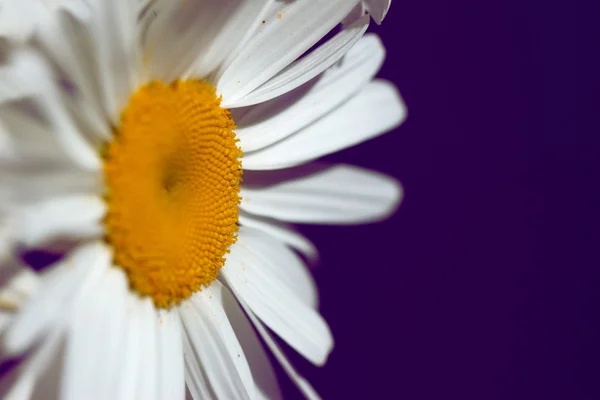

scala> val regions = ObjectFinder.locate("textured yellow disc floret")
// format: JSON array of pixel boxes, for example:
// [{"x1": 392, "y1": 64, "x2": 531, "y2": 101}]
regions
[{"x1": 103, "y1": 81, "x2": 242, "y2": 308}]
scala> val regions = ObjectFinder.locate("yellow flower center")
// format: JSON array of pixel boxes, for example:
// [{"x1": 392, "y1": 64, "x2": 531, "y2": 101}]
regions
[{"x1": 103, "y1": 80, "x2": 242, "y2": 308}]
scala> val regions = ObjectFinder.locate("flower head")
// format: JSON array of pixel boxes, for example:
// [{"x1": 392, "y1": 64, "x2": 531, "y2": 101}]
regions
[{"x1": 0, "y1": 0, "x2": 405, "y2": 398}]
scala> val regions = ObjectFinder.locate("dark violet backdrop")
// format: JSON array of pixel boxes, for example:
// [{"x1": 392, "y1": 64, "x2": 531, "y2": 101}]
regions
[{"x1": 279, "y1": 1, "x2": 599, "y2": 399}]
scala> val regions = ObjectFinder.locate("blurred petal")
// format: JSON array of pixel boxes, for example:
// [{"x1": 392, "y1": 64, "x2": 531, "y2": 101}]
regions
[{"x1": 3, "y1": 242, "x2": 111, "y2": 356}]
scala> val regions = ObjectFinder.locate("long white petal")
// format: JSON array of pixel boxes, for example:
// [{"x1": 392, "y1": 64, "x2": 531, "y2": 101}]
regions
[
  {"x1": 222, "y1": 233, "x2": 333, "y2": 366},
  {"x1": 113, "y1": 295, "x2": 144, "y2": 400},
  {"x1": 242, "y1": 80, "x2": 406, "y2": 170},
  {"x1": 136, "y1": 298, "x2": 160, "y2": 400},
  {"x1": 224, "y1": 14, "x2": 369, "y2": 108},
  {"x1": 156, "y1": 309, "x2": 185, "y2": 400},
  {"x1": 216, "y1": 0, "x2": 361, "y2": 104},
  {"x1": 235, "y1": 34, "x2": 385, "y2": 152},
  {"x1": 179, "y1": 281, "x2": 254, "y2": 400},
  {"x1": 240, "y1": 164, "x2": 403, "y2": 224}
]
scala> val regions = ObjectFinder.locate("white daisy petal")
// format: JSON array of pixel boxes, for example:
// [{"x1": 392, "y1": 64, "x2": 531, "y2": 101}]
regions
[
  {"x1": 216, "y1": 0, "x2": 361, "y2": 104},
  {"x1": 224, "y1": 14, "x2": 369, "y2": 108},
  {"x1": 237, "y1": 298, "x2": 321, "y2": 400},
  {"x1": 136, "y1": 298, "x2": 160, "y2": 400},
  {"x1": 61, "y1": 267, "x2": 128, "y2": 400},
  {"x1": 238, "y1": 213, "x2": 318, "y2": 262},
  {"x1": 0, "y1": 49, "x2": 101, "y2": 172},
  {"x1": 364, "y1": 0, "x2": 392, "y2": 25},
  {"x1": 13, "y1": 195, "x2": 105, "y2": 248},
  {"x1": 143, "y1": 0, "x2": 273, "y2": 83},
  {"x1": 217, "y1": 281, "x2": 282, "y2": 400},
  {"x1": 181, "y1": 325, "x2": 213, "y2": 400},
  {"x1": 184, "y1": 0, "x2": 275, "y2": 80},
  {"x1": 235, "y1": 34, "x2": 385, "y2": 152},
  {"x1": 57, "y1": 0, "x2": 137, "y2": 123},
  {"x1": 234, "y1": 226, "x2": 318, "y2": 308},
  {"x1": 240, "y1": 164, "x2": 403, "y2": 224},
  {"x1": 0, "y1": 0, "x2": 47, "y2": 43},
  {"x1": 341, "y1": 1, "x2": 366, "y2": 26},
  {"x1": 0, "y1": 268, "x2": 39, "y2": 337},
  {"x1": 223, "y1": 231, "x2": 333, "y2": 366},
  {"x1": 179, "y1": 281, "x2": 254, "y2": 400},
  {"x1": 1, "y1": 326, "x2": 64, "y2": 400},
  {"x1": 113, "y1": 295, "x2": 143, "y2": 400},
  {"x1": 242, "y1": 79, "x2": 406, "y2": 170},
  {"x1": 156, "y1": 309, "x2": 185, "y2": 400},
  {"x1": 35, "y1": 6, "x2": 112, "y2": 143},
  {"x1": 2, "y1": 241, "x2": 111, "y2": 356}
]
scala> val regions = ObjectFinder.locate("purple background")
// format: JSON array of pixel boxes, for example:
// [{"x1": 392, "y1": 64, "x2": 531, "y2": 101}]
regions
[
  {"x1": 2, "y1": 1, "x2": 597, "y2": 399},
  {"x1": 280, "y1": 1, "x2": 599, "y2": 399}
]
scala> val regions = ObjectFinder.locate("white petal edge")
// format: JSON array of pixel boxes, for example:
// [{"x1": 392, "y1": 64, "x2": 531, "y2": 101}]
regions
[
  {"x1": 364, "y1": 0, "x2": 392, "y2": 24},
  {"x1": 242, "y1": 80, "x2": 407, "y2": 170},
  {"x1": 223, "y1": 14, "x2": 369, "y2": 108},
  {"x1": 216, "y1": 0, "x2": 361, "y2": 104},
  {"x1": 238, "y1": 297, "x2": 322, "y2": 400},
  {"x1": 240, "y1": 164, "x2": 403, "y2": 224},
  {"x1": 222, "y1": 232, "x2": 333, "y2": 365},
  {"x1": 179, "y1": 281, "x2": 254, "y2": 400},
  {"x1": 235, "y1": 34, "x2": 385, "y2": 152}
]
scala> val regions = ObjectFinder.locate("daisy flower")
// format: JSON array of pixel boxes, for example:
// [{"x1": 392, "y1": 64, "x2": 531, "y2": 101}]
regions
[{"x1": 0, "y1": 0, "x2": 406, "y2": 399}]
